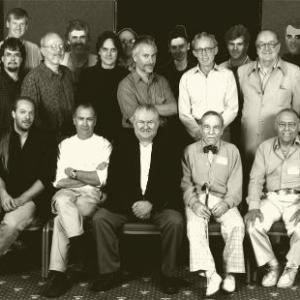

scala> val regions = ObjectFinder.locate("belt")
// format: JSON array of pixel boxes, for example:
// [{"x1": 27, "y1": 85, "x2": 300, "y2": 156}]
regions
[{"x1": 272, "y1": 189, "x2": 300, "y2": 195}]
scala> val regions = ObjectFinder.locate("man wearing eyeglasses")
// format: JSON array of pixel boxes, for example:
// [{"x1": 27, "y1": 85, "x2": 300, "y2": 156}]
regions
[
  {"x1": 245, "y1": 108, "x2": 300, "y2": 289},
  {"x1": 117, "y1": 28, "x2": 137, "y2": 72},
  {"x1": 21, "y1": 32, "x2": 74, "y2": 141},
  {"x1": 238, "y1": 30, "x2": 300, "y2": 163},
  {"x1": 178, "y1": 32, "x2": 238, "y2": 141}
]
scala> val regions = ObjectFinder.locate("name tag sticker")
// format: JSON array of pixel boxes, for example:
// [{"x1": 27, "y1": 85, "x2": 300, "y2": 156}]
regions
[
  {"x1": 216, "y1": 156, "x2": 228, "y2": 165},
  {"x1": 287, "y1": 166, "x2": 300, "y2": 175}
]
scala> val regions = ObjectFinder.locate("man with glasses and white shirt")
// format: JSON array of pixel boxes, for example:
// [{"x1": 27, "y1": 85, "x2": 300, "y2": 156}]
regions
[
  {"x1": 238, "y1": 30, "x2": 300, "y2": 161},
  {"x1": 178, "y1": 32, "x2": 238, "y2": 142}
]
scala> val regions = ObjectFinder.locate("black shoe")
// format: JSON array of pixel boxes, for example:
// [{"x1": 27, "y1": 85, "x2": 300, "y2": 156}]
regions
[
  {"x1": 90, "y1": 271, "x2": 121, "y2": 292},
  {"x1": 42, "y1": 271, "x2": 70, "y2": 298},
  {"x1": 161, "y1": 275, "x2": 182, "y2": 295}
]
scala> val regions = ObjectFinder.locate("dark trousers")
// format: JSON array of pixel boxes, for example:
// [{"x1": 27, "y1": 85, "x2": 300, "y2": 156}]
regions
[{"x1": 92, "y1": 207, "x2": 184, "y2": 277}]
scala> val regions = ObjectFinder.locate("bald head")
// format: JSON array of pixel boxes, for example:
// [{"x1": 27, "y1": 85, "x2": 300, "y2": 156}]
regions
[{"x1": 40, "y1": 32, "x2": 65, "y2": 68}]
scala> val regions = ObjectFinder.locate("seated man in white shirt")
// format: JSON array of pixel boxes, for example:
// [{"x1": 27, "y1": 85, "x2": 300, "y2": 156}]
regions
[{"x1": 43, "y1": 102, "x2": 112, "y2": 298}]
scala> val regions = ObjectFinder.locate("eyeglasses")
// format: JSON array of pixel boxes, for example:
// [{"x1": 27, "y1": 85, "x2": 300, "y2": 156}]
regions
[
  {"x1": 137, "y1": 120, "x2": 156, "y2": 127},
  {"x1": 194, "y1": 47, "x2": 215, "y2": 54},
  {"x1": 43, "y1": 44, "x2": 65, "y2": 51},
  {"x1": 121, "y1": 39, "x2": 135, "y2": 45},
  {"x1": 256, "y1": 42, "x2": 279, "y2": 49},
  {"x1": 278, "y1": 122, "x2": 297, "y2": 130}
]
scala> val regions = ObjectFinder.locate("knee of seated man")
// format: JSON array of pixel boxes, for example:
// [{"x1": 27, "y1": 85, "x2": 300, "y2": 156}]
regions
[
  {"x1": 53, "y1": 190, "x2": 75, "y2": 209},
  {"x1": 77, "y1": 196, "x2": 97, "y2": 217},
  {"x1": 163, "y1": 210, "x2": 184, "y2": 228},
  {"x1": 92, "y1": 208, "x2": 110, "y2": 226},
  {"x1": 3, "y1": 212, "x2": 33, "y2": 232}
]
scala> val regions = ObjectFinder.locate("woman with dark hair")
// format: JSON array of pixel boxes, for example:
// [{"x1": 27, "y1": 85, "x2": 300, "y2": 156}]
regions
[{"x1": 76, "y1": 31, "x2": 128, "y2": 142}]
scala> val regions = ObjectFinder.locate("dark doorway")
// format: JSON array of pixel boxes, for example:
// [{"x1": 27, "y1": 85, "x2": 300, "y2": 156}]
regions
[{"x1": 117, "y1": 0, "x2": 261, "y2": 65}]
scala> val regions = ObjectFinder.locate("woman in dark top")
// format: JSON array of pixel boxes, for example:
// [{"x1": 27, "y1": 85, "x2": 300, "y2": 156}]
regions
[{"x1": 76, "y1": 31, "x2": 128, "y2": 142}]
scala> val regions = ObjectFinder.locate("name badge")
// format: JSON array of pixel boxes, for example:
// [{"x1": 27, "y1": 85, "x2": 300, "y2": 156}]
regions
[
  {"x1": 287, "y1": 166, "x2": 300, "y2": 175},
  {"x1": 216, "y1": 156, "x2": 228, "y2": 166}
]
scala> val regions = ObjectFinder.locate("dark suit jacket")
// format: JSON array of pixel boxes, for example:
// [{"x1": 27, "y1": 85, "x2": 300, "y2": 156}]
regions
[{"x1": 104, "y1": 129, "x2": 183, "y2": 216}]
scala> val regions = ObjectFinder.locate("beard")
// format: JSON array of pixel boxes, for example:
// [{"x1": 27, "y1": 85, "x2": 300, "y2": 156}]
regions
[{"x1": 71, "y1": 42, "x2": 87, "y2": 53}]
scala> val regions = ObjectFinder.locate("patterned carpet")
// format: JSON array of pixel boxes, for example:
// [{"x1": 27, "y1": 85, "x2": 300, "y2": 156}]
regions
[{"x1": 0, "y1": 268, "x2": 300, "y2": 300}]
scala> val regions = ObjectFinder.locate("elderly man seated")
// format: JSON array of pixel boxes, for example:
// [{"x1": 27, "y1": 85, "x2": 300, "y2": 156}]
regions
[
  {"x1": 245, "y1": 108, "x2": 300, "y2": 288},
  {"x1": 181, "y1": 111, "x2": 245, "y2": 296}
]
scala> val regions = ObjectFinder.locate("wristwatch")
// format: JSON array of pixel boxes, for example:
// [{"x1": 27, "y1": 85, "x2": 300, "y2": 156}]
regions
[{"x1": 71, "y1": 169, "x2": 78, "y2": 179}]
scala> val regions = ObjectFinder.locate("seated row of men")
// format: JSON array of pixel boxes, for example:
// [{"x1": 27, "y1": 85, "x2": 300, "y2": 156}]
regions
[{"x1": 0, "y1": 96, "x2": 300, "y2": 298}]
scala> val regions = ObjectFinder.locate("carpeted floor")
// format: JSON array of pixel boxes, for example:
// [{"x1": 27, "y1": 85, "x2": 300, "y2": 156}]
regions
[{"x1": 0, "y1": 267, "x2": 300, "y2": 300}]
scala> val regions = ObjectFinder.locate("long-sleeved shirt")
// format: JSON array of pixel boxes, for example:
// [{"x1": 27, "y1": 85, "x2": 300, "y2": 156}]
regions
[
  {"x1": 238, "y1": 58, "x2": 300, "y2": 154},
  {"x1": 54, "y1": 134, "x2": 112, "y2": 196},
  {"x1": 247, "y1": 136, "x2": 300, "y2": 210},
  {"x1": 181, "y1": 139, "x2": 242, "y2": 209},
  {"x1": 21, "y1": 63, "x2": 74, "y2": 137},
  {"x1": 117, "y1": 71, "x2": 176, "y2": 127},
  {"x1": 178, "y1": 64, "x2": 238, "y2": 139},
  {"x1": 0, "y1": 128, "x2": 56, "y2": 204}
]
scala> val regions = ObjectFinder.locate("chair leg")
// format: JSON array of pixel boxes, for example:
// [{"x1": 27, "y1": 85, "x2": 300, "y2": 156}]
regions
[{"x1": 41, "y1": 221, "x2": 51, "y2": 279}]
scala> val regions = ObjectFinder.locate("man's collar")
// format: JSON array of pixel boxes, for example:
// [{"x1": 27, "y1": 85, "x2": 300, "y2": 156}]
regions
[
  {"x1": 248, "y1": 58, "x2": 286, "y2": 76},
  {"x1": 132, "y1": 70, "x2": 156, "y2": 84},
  {"x1": 41, "y1": 62, "x2": 63, "y2": 79},
  {"x1": 273, "y1": 135, "x2": 300, "y2": 151},
  {"x1": 194, "y1": 63, "x2": 219, "y2": 74}
]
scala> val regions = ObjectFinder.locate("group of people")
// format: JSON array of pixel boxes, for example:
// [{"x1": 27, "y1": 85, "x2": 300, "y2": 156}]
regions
[{"x1": 1, "y1": 6, "x2": 300, "y2": 298}]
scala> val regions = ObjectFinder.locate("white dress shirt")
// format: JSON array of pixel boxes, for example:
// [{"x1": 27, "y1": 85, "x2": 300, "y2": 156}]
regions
[
  {"x1": 139, "y1": 142, "x2": 153, "y2": 195},
  {"x1": 179, "y1": 64, "x2": 238, "y2": 139}
]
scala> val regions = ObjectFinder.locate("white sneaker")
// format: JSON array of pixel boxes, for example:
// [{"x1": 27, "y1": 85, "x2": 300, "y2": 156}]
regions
[
  {"x1": 206, "y1": 272, "x2": 222, "y2": 296},
  {"x1": 262, "y1": 265, "x2": 280, "y2": 287},
  {"x1": 222, "y1": 274, "x2": 236, "y2": 293},
  {"x1": 277, "y1": 266, "x2": 298, "y2": 288}
]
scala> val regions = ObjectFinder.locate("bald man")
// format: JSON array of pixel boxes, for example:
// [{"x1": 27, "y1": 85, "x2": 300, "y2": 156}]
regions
[{"x1": 21, "y1": 32, "x2": 74, "y2": 140}]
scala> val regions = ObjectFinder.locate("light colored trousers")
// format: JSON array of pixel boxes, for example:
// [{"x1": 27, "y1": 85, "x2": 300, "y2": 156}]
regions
[
  {"x1": 247, "y1": 193, "x2": 300, "y2": 267},
  {"x1": 186, "y1": 194, "x2": 245, "y2": 274},
  {"x1": 0, "y1": 201, "x2": 35, "y2": 256},
  {"x1": 49, "y1": 188, "x2": 100, "y2": 272}
]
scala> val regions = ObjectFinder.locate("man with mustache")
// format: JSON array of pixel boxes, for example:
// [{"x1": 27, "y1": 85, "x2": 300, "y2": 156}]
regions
[
  {"x1": 0, "y1": 8, "x2": 41, "y2": 73},
  {"x1": 0, "y1": 38, "x2": 26, "y2": 137},
  {"x1": 21, "y1": 32, "x2": 74, "y2": 141},
  {"x1": 61, "y1": 19, "x2": 97, "y2": 85},
  {"x1": 282, "y1": 20, "x2": 300, "y2": 67},
  {"x1": 0, "y1": 97, "x2": 56, "y2": 264},
  {"x1": 117, "y1": 35, "x2": 177, "y2": 134},
  {"x1": 179, "y1": 32, "x2": 238, "y2": 141}
]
